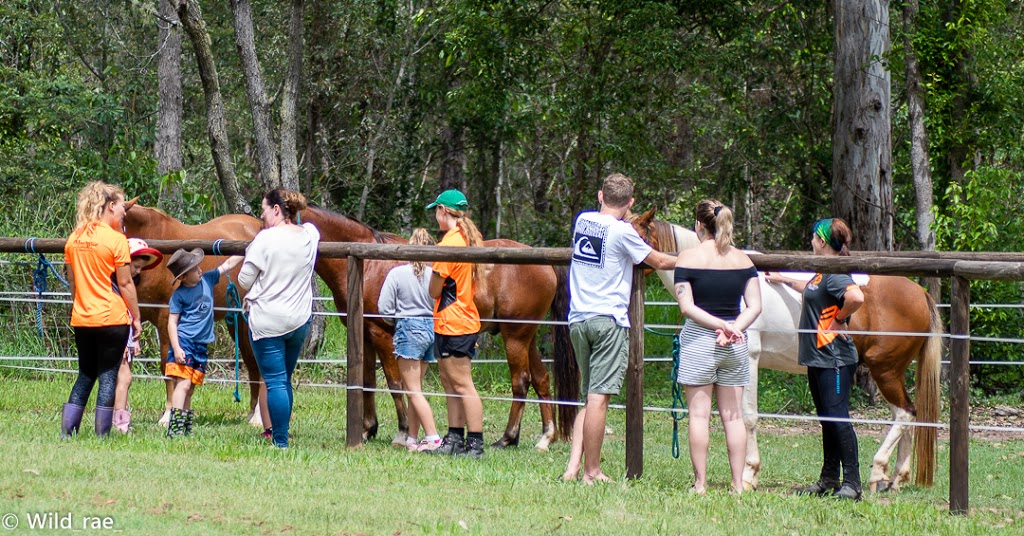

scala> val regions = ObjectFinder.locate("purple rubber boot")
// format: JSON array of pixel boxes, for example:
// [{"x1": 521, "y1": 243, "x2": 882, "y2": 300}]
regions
[{"x1": 61, "y1": 403, "x2": 85, "y2": 438}]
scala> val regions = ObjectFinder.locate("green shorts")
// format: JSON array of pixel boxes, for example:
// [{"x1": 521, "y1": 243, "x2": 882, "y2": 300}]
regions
[{"x1": 569, "y1": 315, "x2": 628, "y2": 396}]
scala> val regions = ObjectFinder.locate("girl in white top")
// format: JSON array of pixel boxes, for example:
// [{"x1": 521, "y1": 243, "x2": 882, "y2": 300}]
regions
[{"x1": 238, "y1": 188, "x2": 319, "y2": 448}]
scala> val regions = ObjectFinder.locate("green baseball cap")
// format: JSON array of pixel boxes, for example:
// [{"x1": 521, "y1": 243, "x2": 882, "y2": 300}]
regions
[{"x1": 425, "y1": 189, "x2": 469, "y2": 210}]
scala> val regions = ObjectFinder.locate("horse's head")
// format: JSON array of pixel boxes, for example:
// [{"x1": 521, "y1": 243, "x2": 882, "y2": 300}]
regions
[{"x1": 629, "y1": 207, "x2": 678, "y2": 255}]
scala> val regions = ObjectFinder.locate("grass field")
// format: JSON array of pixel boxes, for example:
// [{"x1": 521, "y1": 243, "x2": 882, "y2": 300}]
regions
[{"x1": 2, "y1": 370, "x2": 1022, "y2": 535}]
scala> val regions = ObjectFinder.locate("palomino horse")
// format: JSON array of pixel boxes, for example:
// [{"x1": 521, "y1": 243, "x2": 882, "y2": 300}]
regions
[
  {"x1": 630, "y1": 209, "x2": 942, "y2": 492},
  {"x1": 123, "y1": 200, "x2": 264, "y2": 423},
  {"x1": 300, "y1": 206, "x2": 569, "y2": 450}
]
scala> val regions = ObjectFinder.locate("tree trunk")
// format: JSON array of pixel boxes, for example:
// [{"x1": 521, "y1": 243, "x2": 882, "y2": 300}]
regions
[
  {"x1": 156, "y1": 0, "x2": 184, "y2": 213},
  {"x1": 177, "y1": 0, "x2": 249, "y2": 215},
  {"x1": 902, "y1": 0, "x2": 940, "y2": 300},
  {"x1": 230, "y1": 0, "x2": 280, "y2": 190},
  {"x1": 903, "y1": 0, "x2": 934, "y2": 253},
  {"x1": 439, "y1": 123, "x2": 466, "y2": 193},
  {"x1": 279, "y1": 0, "x2": 304, "y2": 192},
  {"x1": 831, "y1": 0, "x2": 893, "y2": 252}
]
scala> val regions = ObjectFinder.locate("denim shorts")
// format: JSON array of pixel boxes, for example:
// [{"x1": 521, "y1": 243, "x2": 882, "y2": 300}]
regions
[{"x1": 394, "y1": 318, "x2": 436, "y2": 363}]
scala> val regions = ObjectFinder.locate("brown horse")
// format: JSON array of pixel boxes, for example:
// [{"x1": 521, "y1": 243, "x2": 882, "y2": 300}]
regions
[
  {"x1": 300, "y1": 206, "x2": 568, "y2": 450},
  {"x1": 630, "y1": 209, "x2": 942, "y2": 492},
  {"x1": 123, "y1": 200, "x2": 264, "y2": 423}
]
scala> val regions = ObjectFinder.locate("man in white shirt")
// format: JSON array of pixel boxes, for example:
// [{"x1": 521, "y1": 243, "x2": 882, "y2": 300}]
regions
[{"x1": 562, "y1": 173, "x2": 677, "y2": 483}]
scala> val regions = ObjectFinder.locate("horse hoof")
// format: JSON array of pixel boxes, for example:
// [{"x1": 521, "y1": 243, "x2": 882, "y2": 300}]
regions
[
  {"x1": 870, "y1": 480, "x2": 889, "y2": 493},
  {"x1": 366, "y1": 422, "x2": 379, "y2": 440},
  {"x1": 742, "y1": 481, "x2": 755, "y2": 492},
  {"x1": 490, "y1": 438, "x2": 516, "y2": 449}
]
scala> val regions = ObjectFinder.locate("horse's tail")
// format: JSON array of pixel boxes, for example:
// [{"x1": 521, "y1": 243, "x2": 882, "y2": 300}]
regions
[
  {"x1": 551, "y1": 264, "x2": 578, "y2": 440},
  {"x1": 914, "y1": 289, "x2": 943, "y2": 487}
]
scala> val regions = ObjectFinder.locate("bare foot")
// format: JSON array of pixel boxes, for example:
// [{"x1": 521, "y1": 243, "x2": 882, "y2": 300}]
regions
[
  {"x1": 582, "y1": 472, "x2": 611, "y2": 485},
  {"x1": 562, "y1": 469, "x2": 580, "y2": 482},
  {"x1": 689, "y1": 484, "x2": 706, "y2": 495}
]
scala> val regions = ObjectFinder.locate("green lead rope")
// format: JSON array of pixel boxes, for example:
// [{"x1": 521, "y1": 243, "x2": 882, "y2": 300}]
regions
[
  {"x1": 644, "y1": 326, "x2": 687, "y2": 459},
  {"x1": 224, "y1": 278, "x2": 243, "y2": 403}
]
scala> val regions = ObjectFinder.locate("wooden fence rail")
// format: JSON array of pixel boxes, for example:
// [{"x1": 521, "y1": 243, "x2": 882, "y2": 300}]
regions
[{"x1": 4, "y1": 237, "x2": 1020, "y2": 514}]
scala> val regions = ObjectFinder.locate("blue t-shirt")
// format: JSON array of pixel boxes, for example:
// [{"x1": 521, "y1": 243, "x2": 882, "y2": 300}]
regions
[{"x1": 169, "y1": 270, "x2": 221, "y2": 344}]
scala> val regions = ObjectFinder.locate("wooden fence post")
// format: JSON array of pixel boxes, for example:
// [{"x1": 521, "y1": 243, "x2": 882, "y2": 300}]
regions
[
  {"x1": 346, "y1": 256, "x2": 364, "y2": 448},
  {"x1": 626, "y1": 265, "x2": 645, "y2": 479},
  {"x1": 949, "y1": 276, "x2": 970, "y2": 514}
]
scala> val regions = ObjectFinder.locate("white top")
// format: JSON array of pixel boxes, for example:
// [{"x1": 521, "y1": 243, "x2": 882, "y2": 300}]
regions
[
  {"x1": 377, "y1": 263, "x2": 434, "y2": 321},
  {"x1": 238, "y1": 222, "x2": 320, "y2": 340},
  {"x1": 568, "y1": 211, "x2": 652, "y2": 327}
]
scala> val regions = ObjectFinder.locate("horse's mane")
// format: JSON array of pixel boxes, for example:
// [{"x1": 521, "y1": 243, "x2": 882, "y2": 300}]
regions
[{"x1": 306, "y1": 204, "x2": 402, "y2": 244}]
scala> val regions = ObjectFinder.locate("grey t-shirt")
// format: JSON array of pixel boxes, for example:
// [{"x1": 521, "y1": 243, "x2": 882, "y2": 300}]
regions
[
  {"x1": 797, "y1": 273, "x2": 858, "y2": 368},
  {"x1": 378, "y1": 263, "x2": 434, "y2": 321}
]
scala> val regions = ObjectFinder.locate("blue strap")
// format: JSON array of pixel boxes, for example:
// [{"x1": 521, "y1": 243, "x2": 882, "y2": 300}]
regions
[
  {"x1": 29, "y1": 242, "x2": 70, "y2": 337},
  {"x1": 223, "y1": 278, "x2": 243, "y2": 402}
]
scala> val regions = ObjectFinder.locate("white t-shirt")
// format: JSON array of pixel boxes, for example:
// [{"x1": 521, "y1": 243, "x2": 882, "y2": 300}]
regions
[
  {"x1": 238, "y1": 222, "x2": 320, "y2": 340},
  {"x1": 568, "y1": 211, "x2": 652, "y2": 327}
]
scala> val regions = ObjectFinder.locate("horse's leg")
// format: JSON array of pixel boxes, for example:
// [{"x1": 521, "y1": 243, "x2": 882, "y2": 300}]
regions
[
  {"x1": 236, "y1": 322, "x2": 264, "y2": 428},
  {"x1": 527, "y1": 336, "x2": 557, "y2": 451},
  {"x1": 375, "y1": 339, "x2": 409, "y2": 446},
  {"x1": 869, "y1": 405, "x2": 912, "y2": 492},
  {"x1": 742, "y1": 354, "x2": 761, "y2": 491},
  {"x1": 155, "y1": 309, "x2": 173, "y2": 425},
  {"x1": 888, "y1": 410, "x2": 916, "y2": 492},
  {"x1": 494, "y1": 331, "x2": 530, "y2": 449},
  {"x1": 360, "y1": 338, "x2": 381, "y2": 442}
]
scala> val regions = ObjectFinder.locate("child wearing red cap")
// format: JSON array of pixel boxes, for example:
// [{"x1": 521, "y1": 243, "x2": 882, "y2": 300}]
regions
[{"x1": 111, "y1": 238, "x2": 163, "y2": 433}]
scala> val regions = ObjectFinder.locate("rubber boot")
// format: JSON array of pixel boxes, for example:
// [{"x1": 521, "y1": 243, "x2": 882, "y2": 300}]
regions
[
  {"x1": 95, "y1": 406, "x2": 114, "y2": 437},
  {"x1": 60, "y1": 403, "x2": 85, "y2": 438},
  {"x1": 184, "y1": 409, "x2": 195, "y2": 437},
  {"x1": 113, "y1": 409, "x2": 131, "y2": 433},
  {"x1": 166, "y1": 408, "x2": 186, "y2": 438}
]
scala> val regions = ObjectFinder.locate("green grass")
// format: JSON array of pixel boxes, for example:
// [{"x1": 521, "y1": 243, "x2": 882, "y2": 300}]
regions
[{"x1": 1, "y1": 373, "x2": 1021, "y2": 535}]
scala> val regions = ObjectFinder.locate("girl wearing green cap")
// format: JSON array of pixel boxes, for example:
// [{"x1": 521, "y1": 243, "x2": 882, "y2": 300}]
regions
[{"x1": 424, "y1": 189, "x2": 488, "y2": 458}]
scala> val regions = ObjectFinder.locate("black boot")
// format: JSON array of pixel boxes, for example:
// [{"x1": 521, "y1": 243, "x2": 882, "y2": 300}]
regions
[
  {"x1": 797, "y1": 479, "x2": 840, "y2": 496},
  {"x1": 457, "y1": 436, "x2": 485, "y2": 459},
  {"x1": 184, "y1": 410, "x2": 195, "y2": 437},
  {"x1": 833, "y1": 483, "x2": 863, "y2": 501},
  {"x1": 424, "y1": 431, "x2": 465, "y2": 456},
  {"x1": 166, "y1": 408, "x2": 186, "y2": 438}
]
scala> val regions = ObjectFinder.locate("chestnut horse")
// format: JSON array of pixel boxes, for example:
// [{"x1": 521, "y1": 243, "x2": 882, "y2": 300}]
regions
[
  {"x1": 630, "y1": 209, "x2": 942, "y2": 492},
  {"x1": 300, "y1": 206, "x2": 569, "y2": 450},
  {"x1": 123, "y1": 200, "x2": 264, "y2": 423}
]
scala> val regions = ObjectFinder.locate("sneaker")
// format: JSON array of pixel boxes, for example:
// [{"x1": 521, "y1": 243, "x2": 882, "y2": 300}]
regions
[
  {"x1": 261, "y1": 428, "x2": 273, "y2": 440},
  {"x1": 424, "y1": 432, "x2": 465, "y2": 456},
  {"x1": 456, "y1": 436, "x2": 485, "y2": 459},
  {"x1": 832, "y1": 483, "x2": 862, "y2": 501},
  {"x1": 416, "y1": 438, "x2": 443, "y2": 452},
  {"x1": 797, "y1": 480, "x2": 840, "y2": 496}
]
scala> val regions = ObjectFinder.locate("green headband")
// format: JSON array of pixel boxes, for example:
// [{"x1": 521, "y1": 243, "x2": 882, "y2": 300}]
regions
[{"x1": 813, "y1": 218, "x2": 842, "y2": 251}]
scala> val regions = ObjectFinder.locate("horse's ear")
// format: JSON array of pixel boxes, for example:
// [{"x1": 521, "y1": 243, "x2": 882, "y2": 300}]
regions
[
  {"x1": 637, "y1": 207, "x2": 656, "y2": 227},
  {"x1": 125, "y1": 197, "x2": 139, "y2": 211}
]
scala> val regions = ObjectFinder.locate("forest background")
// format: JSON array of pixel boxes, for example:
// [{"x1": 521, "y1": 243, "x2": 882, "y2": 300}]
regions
[{"x1": 1, "y1": 0, "x2": 1022, "y2": 395}]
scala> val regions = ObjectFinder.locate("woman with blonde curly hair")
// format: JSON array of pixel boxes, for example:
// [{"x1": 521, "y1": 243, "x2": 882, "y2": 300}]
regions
[{"x1": 62, "y1": 181, "x2": 142, "y2": 438}]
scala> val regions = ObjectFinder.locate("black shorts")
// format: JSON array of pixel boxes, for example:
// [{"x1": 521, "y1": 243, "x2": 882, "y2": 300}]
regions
[{"x1": 434, "y1": 333, "x2": 479, "y2": 359}]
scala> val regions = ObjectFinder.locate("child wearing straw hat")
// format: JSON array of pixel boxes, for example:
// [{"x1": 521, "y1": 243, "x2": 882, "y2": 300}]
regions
[{"x1": 164, "y1": 247, "x2": 243, "y2": 437}]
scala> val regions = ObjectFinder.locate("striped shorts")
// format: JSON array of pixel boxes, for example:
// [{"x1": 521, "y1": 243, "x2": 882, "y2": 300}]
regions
[{"x1": 676, "y1": 321, "x2": 750, "y2": 387}]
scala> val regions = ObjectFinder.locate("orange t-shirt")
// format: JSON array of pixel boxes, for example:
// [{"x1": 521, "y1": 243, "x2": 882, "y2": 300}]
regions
[
  {"x1": 64, "y1": 221, "x2": 131, "y2": 327},
  {"x1": 432, "y1": 228, "x2": 481, "y2": 336}
]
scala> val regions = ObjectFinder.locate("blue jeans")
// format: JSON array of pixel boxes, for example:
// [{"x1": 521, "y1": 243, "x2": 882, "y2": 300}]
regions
[{"x1": 249, "y1": 319, "x2": 312, "y2": 447}]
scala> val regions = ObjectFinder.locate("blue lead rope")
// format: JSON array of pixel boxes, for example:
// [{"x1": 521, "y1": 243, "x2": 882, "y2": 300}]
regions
[
  {"x1": 26, "y1": 238, "x2": 70, "y2": 337},
  {"x1": 213, "y1": 238, "x2": 244, "y2": 402},
  {"x1": 224, "y1": 278, "x2": 243, "y2": 402}
]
